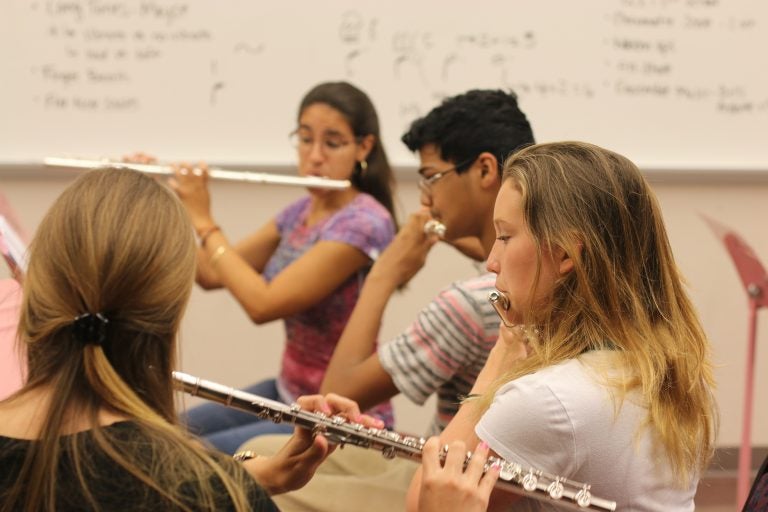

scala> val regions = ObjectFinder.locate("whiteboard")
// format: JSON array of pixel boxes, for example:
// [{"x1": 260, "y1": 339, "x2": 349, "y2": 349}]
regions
[{"x1": 1, "y1": 0, "x2": 767, "y2": 171}]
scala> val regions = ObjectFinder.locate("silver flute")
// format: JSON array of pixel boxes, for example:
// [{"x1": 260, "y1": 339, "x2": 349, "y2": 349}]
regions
[
  {"x1": 173, "y1": 371, "x2": 616, "y2": 511},
  {"x1": 44, "y1": 157, "x2": 351, "y2": 190},
  {"x1": 488, "y1": 290, "x2": 515, "y2": 328},
  {"x1": 489, "y1": 290, "x2": 542, "y2": 342}
]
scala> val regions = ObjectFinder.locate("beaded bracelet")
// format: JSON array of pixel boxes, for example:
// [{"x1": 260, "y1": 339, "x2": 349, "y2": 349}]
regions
[{"x1": 198, "y1": 225, "x2": 221, "y2": 248}]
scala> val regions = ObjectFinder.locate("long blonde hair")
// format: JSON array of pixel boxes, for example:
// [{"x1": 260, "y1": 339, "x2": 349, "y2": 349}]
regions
[
  {"x1": 2, "y1": 170, "x2": 256, "y2": 511},
  {"x1": 481, "y1": 141, "x2": 717, "y2": 484}
]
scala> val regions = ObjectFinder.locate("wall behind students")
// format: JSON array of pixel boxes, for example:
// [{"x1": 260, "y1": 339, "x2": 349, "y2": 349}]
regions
[
  {"x1": 1, "y1": 0, "x2": 767, "y2": 171},
  {"x1": 1, "y1": 173, "x2": 767, "y2": 444}
]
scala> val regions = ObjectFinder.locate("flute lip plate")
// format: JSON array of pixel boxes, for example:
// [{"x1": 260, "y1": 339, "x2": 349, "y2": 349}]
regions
[{"x1": 488, "y1": 290, "x2": 510, "y2": 310}]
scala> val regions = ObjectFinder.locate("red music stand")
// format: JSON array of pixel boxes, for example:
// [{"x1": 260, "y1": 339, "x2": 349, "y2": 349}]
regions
[{"x1": 702, "y1": 215, "x2": 768, "y2": 508}]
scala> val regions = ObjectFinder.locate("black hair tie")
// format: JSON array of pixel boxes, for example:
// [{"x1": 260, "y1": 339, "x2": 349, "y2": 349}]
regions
[{"x1": 72, "y1": 312, "x2": 109, "y2": 345}]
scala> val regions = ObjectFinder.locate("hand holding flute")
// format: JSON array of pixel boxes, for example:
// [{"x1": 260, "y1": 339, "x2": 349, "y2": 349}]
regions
[
  {"x1": 119, "y1": 153, "x2": 215, "y2": 236},
  {"x1": 239, "y1": 393, "x2": 385, "y2": 496},
  {"x1": 167, "y1": 161, "x2": 216, "y2": 236},
  {"x1": 423, "y1": 219, "x2": 488, "y2": 263},
  {"x1": 175, "y1": 371, "x2": 615, "y2": 510},
  {"x1": 366, "y1": 209, "x2": 440, "y2": 289},
  {"x1": 419, "y1": 438, "x2": 499, "y2": 512}
]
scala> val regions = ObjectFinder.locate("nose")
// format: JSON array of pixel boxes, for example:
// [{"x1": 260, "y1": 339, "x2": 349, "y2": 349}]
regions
[
  {"x1": 307, "y1": 140, "x2": 325, "y2": 162},
  {"x1": 419, "y1": 189, "x2": 432, "y2": 207},
  {"x1": 486, "y1": 242, "x2": 500, "y2": 274}
]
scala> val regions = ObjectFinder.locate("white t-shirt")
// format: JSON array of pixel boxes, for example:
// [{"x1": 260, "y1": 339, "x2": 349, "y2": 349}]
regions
[{"x1": 475, "y1": 351, "x2": 698, "y2": 511}]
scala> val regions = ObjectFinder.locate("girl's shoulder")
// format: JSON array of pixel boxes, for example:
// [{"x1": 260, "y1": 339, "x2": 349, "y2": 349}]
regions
[
  {"x1": 496, "y1": 354, "x2": 618, "y2": 409},
  {"x1": 320, "y1": 193, "x2": 395, "y2": 258}
]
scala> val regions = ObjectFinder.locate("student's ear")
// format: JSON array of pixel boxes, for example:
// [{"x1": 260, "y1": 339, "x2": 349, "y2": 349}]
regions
[
  {"x1": 559, "y1": 252, "x2": 575, "y2": 275},
  {"x1": 476, "y1": 152, "x2": 500, "y2": 187},
  {"x1": 557, "y1": 241, "x2": 583, "y2": 275},
  {"x1": 356, "y1": 134, "x2": 375, "y2": 162}
]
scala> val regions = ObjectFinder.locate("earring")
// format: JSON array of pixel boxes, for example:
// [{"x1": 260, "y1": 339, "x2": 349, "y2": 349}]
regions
[{"x1": 359, "y1": 160, "x2": 368, "y2": 173}]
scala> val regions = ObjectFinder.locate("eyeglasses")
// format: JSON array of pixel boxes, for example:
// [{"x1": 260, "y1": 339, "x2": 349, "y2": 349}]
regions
[
  {"x1": 289, "y1": 129, "x2": 358, "y2": 155},
  {"x1": 417, "y1": 156, "x2": 477, "y2": 195},
  {"x1": 418, "y1": 167, "x2": 456, "y2": 194}
]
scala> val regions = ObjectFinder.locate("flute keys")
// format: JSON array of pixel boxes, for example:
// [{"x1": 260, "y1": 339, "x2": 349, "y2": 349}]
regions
[
  {"x1": 499, "y1": 468, "x2": 514, "y2": 481},
  {"x1": 547, "y1": 479, "x2": 564, "y2": 500},
  {"x1": 575, "y1": 486, "x2": 592, "y2": 508},
  {"x1": 382, "y1": 446, "x2": 397, "y2": 459},
  {"x1": 522, "y1": 470, "x2": 539, "y2": 492},
  {"x1": 488, "y1": 457, "x2": 524, "y2": 484},
  {"x1": 401, "y1": 436, "x2": 420, "y2": 448},
  {"x1": 256, "y1": 403, "x2": 271, "y2": 420},
  {"x1": 385, "y1": 431, "x2": 401, "y2": 442}
]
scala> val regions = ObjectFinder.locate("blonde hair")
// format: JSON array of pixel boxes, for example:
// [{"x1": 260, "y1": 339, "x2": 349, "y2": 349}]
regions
[
  {"x1": 480, "y1": 141, "x2": 717, "y2": 485},
  {"x1": 2, "y1": 170, "x2": 257, "y2": 511}
]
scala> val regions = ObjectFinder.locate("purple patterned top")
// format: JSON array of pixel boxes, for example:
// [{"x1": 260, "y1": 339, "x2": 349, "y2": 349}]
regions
[{"x1": 263, "y1": 193, "x2": 395, "y2": 426}]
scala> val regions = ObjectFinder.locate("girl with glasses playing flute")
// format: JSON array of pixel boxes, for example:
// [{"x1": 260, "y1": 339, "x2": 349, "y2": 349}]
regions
[{"x1": 159, "y1": 81, "x2": 399, "y2": 454}]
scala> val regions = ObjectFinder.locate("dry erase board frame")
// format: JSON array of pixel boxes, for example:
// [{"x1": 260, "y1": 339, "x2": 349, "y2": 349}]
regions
[{"x1": 1, "y1": 0, "x2": 767, "y2": 173}]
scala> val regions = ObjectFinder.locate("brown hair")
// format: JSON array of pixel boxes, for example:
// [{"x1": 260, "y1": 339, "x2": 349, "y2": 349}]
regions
[
  {"x1": 481, "y1": 141, "x2": 717, "y2": 484},
  {"x1": 2, "y1": 169, "x2": 255, "y2": 511},
  {"x1": 299, "y1": 81, "x2": 399, "y2": 228}
]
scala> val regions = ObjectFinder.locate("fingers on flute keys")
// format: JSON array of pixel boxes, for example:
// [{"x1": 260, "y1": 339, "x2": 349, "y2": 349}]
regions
[
  {"x1": 420, "y1": 438, "x2": 500, "y2": 511},
  {"x1": 295, "y1": 393, "x2": 385, "y2": 429},
  {"x1": 172, "y1": 161, "x2": 208, "y2": 178}
]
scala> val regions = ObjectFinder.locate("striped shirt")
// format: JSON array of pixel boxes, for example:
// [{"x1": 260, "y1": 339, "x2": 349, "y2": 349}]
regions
[{"x1": 378, "y1": 273, "x2": 500, "y2": 435}]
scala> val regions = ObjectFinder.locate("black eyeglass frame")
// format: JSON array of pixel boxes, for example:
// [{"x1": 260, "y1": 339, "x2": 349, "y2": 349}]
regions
[{"x1": 417, "y1": 155, "x2": 479, "y2": 194}]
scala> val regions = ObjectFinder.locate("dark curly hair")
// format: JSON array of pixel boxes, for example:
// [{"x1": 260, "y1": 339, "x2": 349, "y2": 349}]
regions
[{"x1": 401, "y1": 89, "x2": 535, "y2": 174}]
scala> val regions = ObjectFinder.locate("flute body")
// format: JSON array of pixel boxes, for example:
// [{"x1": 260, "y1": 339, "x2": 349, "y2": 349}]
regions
[
  {"x1": 44, "y1": 157, "x2": 351, "y2": 190},
  {"x1": 173, "y1": 371, "x2": 616, "y2": 511}
]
